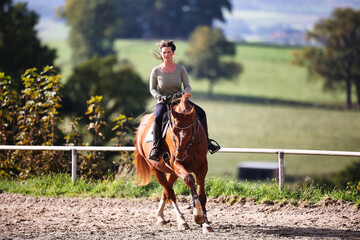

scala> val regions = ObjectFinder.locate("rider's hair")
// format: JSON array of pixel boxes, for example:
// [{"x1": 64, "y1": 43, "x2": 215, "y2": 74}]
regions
[
  {"x1": 150, "y1": 40, "x2": 176, "y2": 61},
  {"x1": 156, "y1": 40, "x2": 176, "y2": 52}
]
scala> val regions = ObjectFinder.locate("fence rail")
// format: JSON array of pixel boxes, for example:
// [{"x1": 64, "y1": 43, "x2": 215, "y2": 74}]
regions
[{"x1": 1, "y1": 145, "x2": 360, "y2": 191}]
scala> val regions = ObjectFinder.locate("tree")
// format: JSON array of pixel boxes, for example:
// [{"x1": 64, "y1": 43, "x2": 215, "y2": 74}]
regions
[
  {"x1": 141, "y1": 0, "x2": 232, "y2": 38},
  {"x1": 59, "y1": 0, "x2": 142, "y2": 64},
  {"x1": 185, "y1": 26, "x2": 242, "y2": 97},
  {"x1": 62, "y1": 55, "x2": 149, "y2": 127},
  {"x1": 292, "y1": 8, "x2": 360, "y2": 109},
  {"x1": 0, "y1": 0, "x2": 56, "y2": 87}
]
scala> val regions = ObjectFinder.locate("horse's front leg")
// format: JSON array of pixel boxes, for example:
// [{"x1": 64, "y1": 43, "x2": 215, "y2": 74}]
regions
[
  {"x1": 195, "y1": 161, "x2": 214, "y2": 233},
  {"x1": 181, "y1": 176, "x2": 213, "y2": 233},
  {"x1": 152, "y1": 170, "x2": 189, "y2": 230},
  {"x1": 190, "y1": 189, "x2": 205, "y2": 225},
  {"x1": 192, "y1": 190, "x2": 213, "y2": 234},
  {"x1": 173, "y1": 160, "x2": 210, "y2": 231}
]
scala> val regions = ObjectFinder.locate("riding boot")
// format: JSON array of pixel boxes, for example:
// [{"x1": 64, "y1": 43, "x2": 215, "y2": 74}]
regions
[
  {"x1": 149, "y1": 123, "x2": 162, "y2": 161},
  {"x1": 199, "y1": 117, "x2": 221, "y2": 154}
]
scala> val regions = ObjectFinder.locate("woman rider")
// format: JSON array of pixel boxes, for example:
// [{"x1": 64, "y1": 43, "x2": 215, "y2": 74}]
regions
[{"x1": 149, "y1": 40, "x2": 220, "y2": 160}]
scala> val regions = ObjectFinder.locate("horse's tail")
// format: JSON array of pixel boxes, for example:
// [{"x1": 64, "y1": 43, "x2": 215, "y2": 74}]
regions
[{"x1": 134, "y1": 129, "x2": 152, "y2": 186}]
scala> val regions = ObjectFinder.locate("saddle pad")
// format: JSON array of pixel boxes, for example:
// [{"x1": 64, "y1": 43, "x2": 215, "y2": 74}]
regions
[
  {"x1": 145, "y1": 124, "x2": 155, "y2": 142},
  {"x1": 145, "y1": 122, "x2": 170, "y2": 143}
]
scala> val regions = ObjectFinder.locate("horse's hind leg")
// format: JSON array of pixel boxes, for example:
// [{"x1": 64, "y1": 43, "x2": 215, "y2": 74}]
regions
[
  {"x1": 155, "y1": 195, "x2": 167, "y2": 225},
  {"x1": 155, "y1": 173, "x2": 178, "y2": 225},
  {"x1": 153, "y1": 170, "x2": 189, "y2": 230}
]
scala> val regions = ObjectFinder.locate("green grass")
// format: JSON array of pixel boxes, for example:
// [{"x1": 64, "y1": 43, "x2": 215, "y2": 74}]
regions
[
  {"x1": 46, "y1": 40, "x2": 73, "y2": 82},
  {"x1": 202, "y1": 100, "x2": 360, "y2": 177},
  {"x1": 0, "y1": 174, "x2": 359, "y2": 203},
  {"x1": 43, "y1": 39, "x2": 360, "y2": 179},
  {"x1": 113, "y1": 39, "x2": 345, "y2": 105},
  {"x1": 49, "y1": 38, "x2": 346, "y2": 105}
]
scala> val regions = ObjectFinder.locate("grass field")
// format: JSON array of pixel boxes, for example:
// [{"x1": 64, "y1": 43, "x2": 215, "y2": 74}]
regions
[
  {"x1": 45, "y1": 39, "x2": 360, "y2": 180},
  {"x1": 1, "y1": 174, "x2": 359, "y2": 203}
]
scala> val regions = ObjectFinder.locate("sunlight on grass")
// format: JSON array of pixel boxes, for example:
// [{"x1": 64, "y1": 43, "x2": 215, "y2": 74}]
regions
[
  {"x1": 44, "y1": 39, "x2": 360, "y2": 179},
  {"x1": 0, "y1": 174, "x2": 358, "y2": 203}
]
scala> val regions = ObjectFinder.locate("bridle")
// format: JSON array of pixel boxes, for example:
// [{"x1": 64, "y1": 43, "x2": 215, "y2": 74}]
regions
[
  {"x1": 167, "y1": 94, "x2": 203, "y2": 162},
  {"x1": 169, "y1": 117, "x2": 200, "y2": 162}
]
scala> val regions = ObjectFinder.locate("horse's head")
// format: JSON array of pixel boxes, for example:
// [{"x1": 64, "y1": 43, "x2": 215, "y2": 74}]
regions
[{"x1": 169, "y1": 93, "x2": 196, "y2": 161}]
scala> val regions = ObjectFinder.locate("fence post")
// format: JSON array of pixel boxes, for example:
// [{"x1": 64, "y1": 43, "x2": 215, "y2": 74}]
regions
[
  {"x1": 71, "y1": 149, "x2": 77, "y2": 181},
  {"x1": 278, "y1": 151, "x2": 285, "y2": 192}
]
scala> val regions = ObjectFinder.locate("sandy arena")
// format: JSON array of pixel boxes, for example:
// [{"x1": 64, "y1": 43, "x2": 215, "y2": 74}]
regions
[{"x1": 0, "y1": 193, "x2": 359, "y2": 239}]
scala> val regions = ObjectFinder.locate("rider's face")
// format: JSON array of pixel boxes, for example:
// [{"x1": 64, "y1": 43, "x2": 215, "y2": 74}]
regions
[{"x1": 160, "y1": 47, "x2": 174, "y2": 61}]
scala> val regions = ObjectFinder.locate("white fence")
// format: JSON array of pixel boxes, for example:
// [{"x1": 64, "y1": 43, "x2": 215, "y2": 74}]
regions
[{"x1": 1, "y1": 145, "x2": 360, "y2": 191}]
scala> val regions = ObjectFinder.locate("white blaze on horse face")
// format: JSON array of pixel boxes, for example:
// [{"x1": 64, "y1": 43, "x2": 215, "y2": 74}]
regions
[
  {"x1": 175, "y1": 130, "x2": 189, "y2": 159},
  {"x1": 179, "y1": 130, "x2": 187, "y2": 143}
]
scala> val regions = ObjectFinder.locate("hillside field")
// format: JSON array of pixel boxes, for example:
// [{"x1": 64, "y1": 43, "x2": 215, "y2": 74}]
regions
[{"x1": 46, "y1": 39, "x2": 360, "y2": 179}]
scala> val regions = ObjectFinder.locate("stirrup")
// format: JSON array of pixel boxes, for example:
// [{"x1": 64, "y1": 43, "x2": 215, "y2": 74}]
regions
[
  {"x1": 208, "y1": 139, "x2": 221, "y2": 154},
  {"x1": 149, "y1": 147, "x2": 161, "y2": 161}
]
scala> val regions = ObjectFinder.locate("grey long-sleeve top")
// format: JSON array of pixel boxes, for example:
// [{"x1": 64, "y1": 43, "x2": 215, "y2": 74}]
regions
[{"x1": 149, "y1": 64, "x2": 191, "y2": 102}]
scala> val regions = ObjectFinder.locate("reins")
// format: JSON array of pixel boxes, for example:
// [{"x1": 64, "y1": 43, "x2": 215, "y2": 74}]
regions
[{"x1": 133, "y1": 104, "x2": 157, "y2": 122}]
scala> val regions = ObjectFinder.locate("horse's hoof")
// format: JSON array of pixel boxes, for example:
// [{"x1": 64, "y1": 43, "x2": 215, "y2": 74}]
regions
[
  {"x1": 156, "y1": 219, "x2": 167, "y2": 226},
  {"x1": 202, "y1": 225, "x2": 214, "y2": 234},
  {"x1": 178, "y1": 222, "x2": 190, "y2": 230},
  {"x1": 194, "y1": 215, "x2": 205, "y2": 225}
]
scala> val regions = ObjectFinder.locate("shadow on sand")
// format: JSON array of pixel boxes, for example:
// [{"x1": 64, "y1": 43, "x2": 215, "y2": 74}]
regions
[{"x1": 261, "y1": 225, "x2": 360, "y2": 239}]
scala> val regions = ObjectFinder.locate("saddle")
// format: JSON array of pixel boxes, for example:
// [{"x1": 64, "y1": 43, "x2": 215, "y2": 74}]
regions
[{"x1": 145, "y1": 112, "x2": 170, "y2": 143}]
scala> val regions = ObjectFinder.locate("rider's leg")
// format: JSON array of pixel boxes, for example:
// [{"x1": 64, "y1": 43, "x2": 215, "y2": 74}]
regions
[
  {"x1": 149, "y1": 122, "x2": 162, "y2": 160},
  {"x1": 189, "y1": 101, "x2": 221, "y2": 154},
  {"x1": 198, "y1": 116, "x2": 221, "y2": 154},
  {"x1": 149, "y1": 103, "x2": 167, "y2": 161}
]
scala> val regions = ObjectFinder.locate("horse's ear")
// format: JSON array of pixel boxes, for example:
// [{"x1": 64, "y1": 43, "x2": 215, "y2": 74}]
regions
[
  {"x1": 189, "y1": 105, "x2": 195, "y2": 115},
  {"x1": 182, "y1": 93, "x2": 191, "y2": 103},
  {"x1": 180, "y1": 93, "x2": 192, "y2": 112}
]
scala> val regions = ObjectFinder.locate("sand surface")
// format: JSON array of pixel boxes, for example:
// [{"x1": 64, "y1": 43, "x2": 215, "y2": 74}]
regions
[{"x1": 0, "y1": 193, "x2": 359, "y2": 239}]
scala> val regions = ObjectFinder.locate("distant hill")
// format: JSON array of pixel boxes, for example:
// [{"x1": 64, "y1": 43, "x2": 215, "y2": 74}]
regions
[
  {"x1": 232, "y1": 0, "x2": 360, "y2": 14},
  {"x1": 14, "y1": 0, "x2": 64, "y2": 20},
  {"x1": 13, "y1": 0, "x2": 360, "y2": 44},
  {"x1": 216, "y1": 0, "x2": 360, "y2": 44}
]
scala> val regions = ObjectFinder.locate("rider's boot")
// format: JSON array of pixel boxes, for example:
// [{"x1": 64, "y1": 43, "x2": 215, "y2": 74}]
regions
[
  {"x1": 149, "y1": 123, "x2": 162, "y2": 161},
  {"x1": 199, "y1": 117, "x2": 221, "y2": 154}
]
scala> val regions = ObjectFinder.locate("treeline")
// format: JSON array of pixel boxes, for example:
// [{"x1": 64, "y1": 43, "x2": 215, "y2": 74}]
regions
[
  {"x1": 59, "y1": 0, "x2": 232, "y2": 63},
  {"x1": 2, "y1": 0, "x2": 360, "y2": 109},
  {"x1": 0, "y1": 67, "x2": 134, "y2": 179},
  {"x1": 292, "y1": 8, "x2": 360, "y2": 109}
]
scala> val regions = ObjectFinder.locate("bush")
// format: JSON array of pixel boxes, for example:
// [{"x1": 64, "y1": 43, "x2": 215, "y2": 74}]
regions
[
  {"x1": 0, "y1": 67, "x2": 68, "y2": 178},
  {"x1": 0, "y1": 67, "x2": 134, "y2": 179},
  {"x1": 311, "y1": 160, "x2": 360, "y2": 189}
]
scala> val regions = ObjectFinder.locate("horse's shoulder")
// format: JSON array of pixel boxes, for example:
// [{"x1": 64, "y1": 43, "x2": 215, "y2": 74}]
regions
[{"x1": 140, "y1": 114, "x2": 154, "y2": 125}]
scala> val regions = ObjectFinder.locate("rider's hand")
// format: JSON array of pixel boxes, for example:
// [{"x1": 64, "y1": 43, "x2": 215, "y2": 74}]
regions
[{"x1": 160, "y1": 95, "x2": 168, "y2": 103}]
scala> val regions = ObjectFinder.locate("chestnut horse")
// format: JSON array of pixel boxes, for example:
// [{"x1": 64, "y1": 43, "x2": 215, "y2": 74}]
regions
[{"x1": 134, "y1": 93, "x2": 213, "y2": 233}]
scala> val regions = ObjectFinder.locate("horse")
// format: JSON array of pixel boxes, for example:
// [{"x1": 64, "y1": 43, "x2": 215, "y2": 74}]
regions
[{"x1": 134, "y1": 93, "x2": 214, "y2": 233}]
